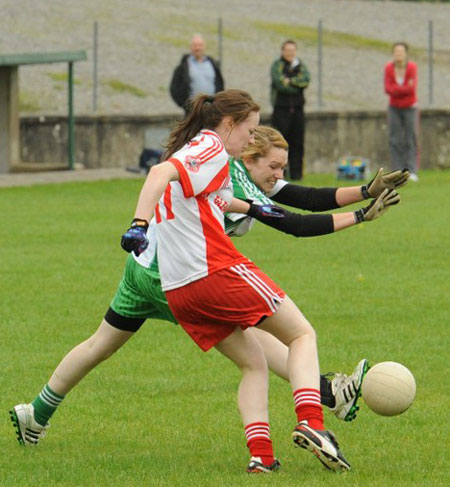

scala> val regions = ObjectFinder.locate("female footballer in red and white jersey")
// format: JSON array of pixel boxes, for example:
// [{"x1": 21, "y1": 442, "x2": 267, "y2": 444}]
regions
[{"x1": 125, "y1": 89, "x2": 351, "y2": 473}]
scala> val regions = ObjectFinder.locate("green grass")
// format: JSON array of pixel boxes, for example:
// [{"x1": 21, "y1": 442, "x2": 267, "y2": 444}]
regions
[
  {"x1": 104, "y1": 79, "x2": 147, "y2": 98},
  {"x1": 47, "y1": 72, "x2": 81, "y2": 85},
  {"x1": 1, "y1": 170, "x2": 449, "y2": 486},
  {"x1": 154, "y1": 14, "x2": 241, "y2": 48},
  {"x1": 19, "y1": 90, "x2": 41, "y2": 112},
  {"x1": 252, "y1": 21, "x2": 395, "y2": 51},
  {"x1": 250, "y1": 21, "x2": 450, "y2": 64}
]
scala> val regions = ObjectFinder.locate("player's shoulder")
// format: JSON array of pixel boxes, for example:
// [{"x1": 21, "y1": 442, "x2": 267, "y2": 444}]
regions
[
  {"x1": 229, "y1": 157, "x2": 246, "y2": 173},
  {"x1": 187, "y1": 130, "x2": 224, "y2": 153},
  {"x1": 175, "y1": 130, "x2": 227, "y2": 172},
  {"x1": 200, "y1": 129, "x2": 224, "y2": 146},
  {"x1": 181, "y1": 130, "x2": 225, "y2": 154}
]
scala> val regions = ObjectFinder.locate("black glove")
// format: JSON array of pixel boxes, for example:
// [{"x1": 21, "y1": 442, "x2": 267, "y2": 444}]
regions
[
  {"x1": 247, "y1": 202, "x2": 286, "y2": 221},
  {"x1": 354, "y1": 189, "x2": 400, "y2": 223},
  {"x1": 361, "y1": 168, "x2": 410, "y2": 198},
  {"x1": 120, "y1": 218, "x2": 149, "y2": 256}
]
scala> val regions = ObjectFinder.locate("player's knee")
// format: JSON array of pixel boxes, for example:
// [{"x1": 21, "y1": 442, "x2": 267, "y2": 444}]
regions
[
  {"x1": 288, "y1": 325, "x2": 317, "y2": 347},
  {"x1": 240, "y1": 348, "x2": 268, "y2": 375}
]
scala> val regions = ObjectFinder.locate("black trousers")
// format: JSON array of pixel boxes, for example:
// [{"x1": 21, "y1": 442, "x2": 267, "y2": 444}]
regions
[{"x1": 271, "y1": 106, "x2": 305, "y2": 180}]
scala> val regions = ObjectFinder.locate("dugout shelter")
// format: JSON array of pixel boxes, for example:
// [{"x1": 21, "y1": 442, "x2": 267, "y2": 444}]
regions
[{"x1": 0, "y1": 50, "x2": 87, "y2": 173}]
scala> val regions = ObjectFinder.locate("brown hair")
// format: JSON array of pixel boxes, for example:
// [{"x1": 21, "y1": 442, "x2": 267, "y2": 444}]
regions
[
  {"x1": 164, "y1": 89, "x2": 260, "y2": 159},
  {"x1": 282, "y1": 39, "x2": 297, "y2": 50},
  {"x1": 392, "y1": 42, "x2": 409, "y2": 52},
  {"x1": 241, "y1": 125, "x2": 288, "y2": 163}
]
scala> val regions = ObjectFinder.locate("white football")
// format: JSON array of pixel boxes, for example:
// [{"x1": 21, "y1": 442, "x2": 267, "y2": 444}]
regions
[{"x1": 361, "y1": 361, "x2": 416, "y2": 416}]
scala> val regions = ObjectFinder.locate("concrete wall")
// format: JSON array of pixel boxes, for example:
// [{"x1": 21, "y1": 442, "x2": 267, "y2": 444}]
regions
[
  {"x1": 19, "y1": 109, "x2": 450, "y2": 172},
  {"x1": 0, "y1": 66, "x2": 20, "y2": 172}
]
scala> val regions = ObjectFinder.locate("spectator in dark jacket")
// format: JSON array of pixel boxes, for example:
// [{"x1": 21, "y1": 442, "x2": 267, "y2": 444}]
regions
[
  {"x1": 270, "y1": 40, "x2": 310, "y2": 180},
  {"x1": 170, "y1": 34, "x2": 224, "y2": 113}
]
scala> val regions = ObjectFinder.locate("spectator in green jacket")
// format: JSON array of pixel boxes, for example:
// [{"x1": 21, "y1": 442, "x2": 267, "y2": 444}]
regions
[{"x1": 270, "y1": 40, "x2": 310, "y2": 180}]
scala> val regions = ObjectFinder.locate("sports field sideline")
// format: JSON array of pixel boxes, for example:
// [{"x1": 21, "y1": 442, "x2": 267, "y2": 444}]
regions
[{"x1": 0, "y1": 168, "x2": 143, "y2": 188}]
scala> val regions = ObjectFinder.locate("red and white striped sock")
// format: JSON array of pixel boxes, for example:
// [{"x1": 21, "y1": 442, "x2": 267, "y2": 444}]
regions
[
  {"x1": 244, "y1": 422, "x2": 274, "y2": 466},
  {"x1": 293, "y1": 388, "x2": 324, "y2": 430}
]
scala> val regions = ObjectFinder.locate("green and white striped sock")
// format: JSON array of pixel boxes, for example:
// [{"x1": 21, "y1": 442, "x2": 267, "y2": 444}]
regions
[{"x1": 31, "y1": 384, "x2": 65, "y2": 426}]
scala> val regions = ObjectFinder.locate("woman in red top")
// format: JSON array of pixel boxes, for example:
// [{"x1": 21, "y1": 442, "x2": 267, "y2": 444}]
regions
[{"x1": 384, "y1": 42, "x2": 419, "y2": 181}]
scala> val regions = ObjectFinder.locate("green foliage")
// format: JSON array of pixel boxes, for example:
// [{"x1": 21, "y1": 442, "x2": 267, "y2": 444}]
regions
[
  {"x1": 154, "y1": 13, "x2": 240, "y2": 50},
  {"x1": 18, "y1": 90, "x2": 40, "y2": 112},
  {"x1": 104, "y1": 79, "x2": 147, "y2": 98},
  {"x1": 251, "y1": 20, "x2": 447, "y2": 65},
  {"x1": 252, "y1": 21, "x2": 397, "y2": 52},
  {"x1": 1, "y1": 170, "x2": 449, "y2": 486},
  {"x1": 47, "y1": 71, "x2": 81, "y2": 85},
  {"x1": 393, "y1": 0, "x2": 449, "y2": 3}
]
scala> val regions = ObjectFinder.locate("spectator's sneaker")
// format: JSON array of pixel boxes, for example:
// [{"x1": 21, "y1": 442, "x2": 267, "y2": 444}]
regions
[
  {"x1": 331, "y1": 359, "x2": 370, "y2": 421},
  {"x1": 292, "y1": 421, "x2": 351, "y2": 472},
  {"x1": 246, "y1": 456, "x2": 281, "y2": 473},
  {"x1": 9, "y1": 403, "x2": 49, "y2": 446}
]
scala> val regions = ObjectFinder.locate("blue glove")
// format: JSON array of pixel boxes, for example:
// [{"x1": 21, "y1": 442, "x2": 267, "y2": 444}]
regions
[
  {"x1": 247, "y1": 203, "x2": 286, "y2": 220},
  {"x1": 120, "y1": 219, "x2": 149, "y2": 256}
]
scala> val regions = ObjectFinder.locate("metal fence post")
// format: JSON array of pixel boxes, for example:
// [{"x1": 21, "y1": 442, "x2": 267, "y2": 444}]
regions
[
  {"x1": 318, "y1": 19, "x2": 323, "y2": 109},
  {"x1": 68, "y1": 61, "x2": 74, "y2": 170},
  {"x1": 93, "y1": 21, "x2": 98, "y2": 112},
  {"x1": 428, "y1": 20, "x2": 433, "y2": 106},
  {"x1": 218, "y1": 17, "x2": 223, "y2": 68}
]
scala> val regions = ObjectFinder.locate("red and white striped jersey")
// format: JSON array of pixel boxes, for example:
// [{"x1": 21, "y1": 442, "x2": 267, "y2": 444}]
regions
[{"x1": 152, "y1": 130, "x2": 246, "y2": 291}]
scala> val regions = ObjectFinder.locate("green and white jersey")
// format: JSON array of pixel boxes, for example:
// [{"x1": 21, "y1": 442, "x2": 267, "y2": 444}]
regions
[{"x1": 225, "y1": 158, "x2": 273, "y2": 237}]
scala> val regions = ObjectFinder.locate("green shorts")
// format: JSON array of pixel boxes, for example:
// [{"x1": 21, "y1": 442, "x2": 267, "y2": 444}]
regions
[{"x1": 107, "y1": 255, "x2": 177, "y2": 330}]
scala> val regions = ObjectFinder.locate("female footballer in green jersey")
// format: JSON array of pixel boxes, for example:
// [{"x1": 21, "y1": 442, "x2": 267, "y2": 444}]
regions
[{"x1": 10, "y1": 126, "x2": 407, "y2": 448}]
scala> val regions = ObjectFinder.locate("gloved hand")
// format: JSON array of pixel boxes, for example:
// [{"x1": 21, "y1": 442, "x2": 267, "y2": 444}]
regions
[
  {"x1": 354, "y1": 188, "x2": 400, "y2": 223},
  {"x1": 247, "y1": 203, "x2": 286, "y2": 220},
  {"x1": 120, "y1": 218, "x2": 149, "y2": 256},
  {"x1": 361, "y1": 168, "x2": 410, "y2": 198}
]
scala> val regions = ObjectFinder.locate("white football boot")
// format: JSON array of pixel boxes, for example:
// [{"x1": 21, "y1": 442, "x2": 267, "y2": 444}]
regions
[
  {"x1": 10, "y1": 403, "x2": 49, "y2": 445},
  {"x1": 331, "y1": 359, "x2": 369, "y2": 421}
]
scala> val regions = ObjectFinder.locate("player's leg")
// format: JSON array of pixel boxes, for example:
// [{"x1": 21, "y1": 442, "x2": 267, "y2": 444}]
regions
[
  {"x1": 249, "y1": 327, "x2": 288, "y2": 378},
  {"x1": 10, "y1": 319, "x2": 136, "y2": 446},
  {"x1": 257, "y1": 296, "x2": 351, "y2": 472},
  {"x1": 215, "y1": 327, "x2": 280, "y2": 473},
  {"x1": 10, "y1": 256, "x2": 157, "y2": 445},
  {"x1": 258, "y1": 297, "x2": 320, "y2": 389},
  {"x1": 288, "y1": 109, "x2": 304, "y2": 180},
  {"x1": 250, "y1": 327, "x2": 368, "y2": 421},
  {"x1": 388, "y1": 106, "x2": 405, "y2": 171},
  {"x1": 403, "y1": 107, "x2": 418, "y2": 176},
  {"x1": 48, "y1": 319, "x2": 134, "y2": 394}
]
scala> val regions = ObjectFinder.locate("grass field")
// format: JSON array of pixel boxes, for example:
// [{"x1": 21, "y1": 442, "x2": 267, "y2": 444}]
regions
[{"x1": 1, "y1": 170, "x2": 449, "y2": 486}]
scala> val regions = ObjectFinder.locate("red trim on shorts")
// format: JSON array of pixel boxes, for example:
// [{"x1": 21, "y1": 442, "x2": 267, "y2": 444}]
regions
[{"x1": 165, "y1": 261, "x2": 286, "y2": 351}]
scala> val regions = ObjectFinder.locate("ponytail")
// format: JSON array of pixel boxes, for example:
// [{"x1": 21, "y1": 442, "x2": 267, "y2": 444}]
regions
[{"x1": 164, "y1": 89, "x2": 260, "y2": 159}]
